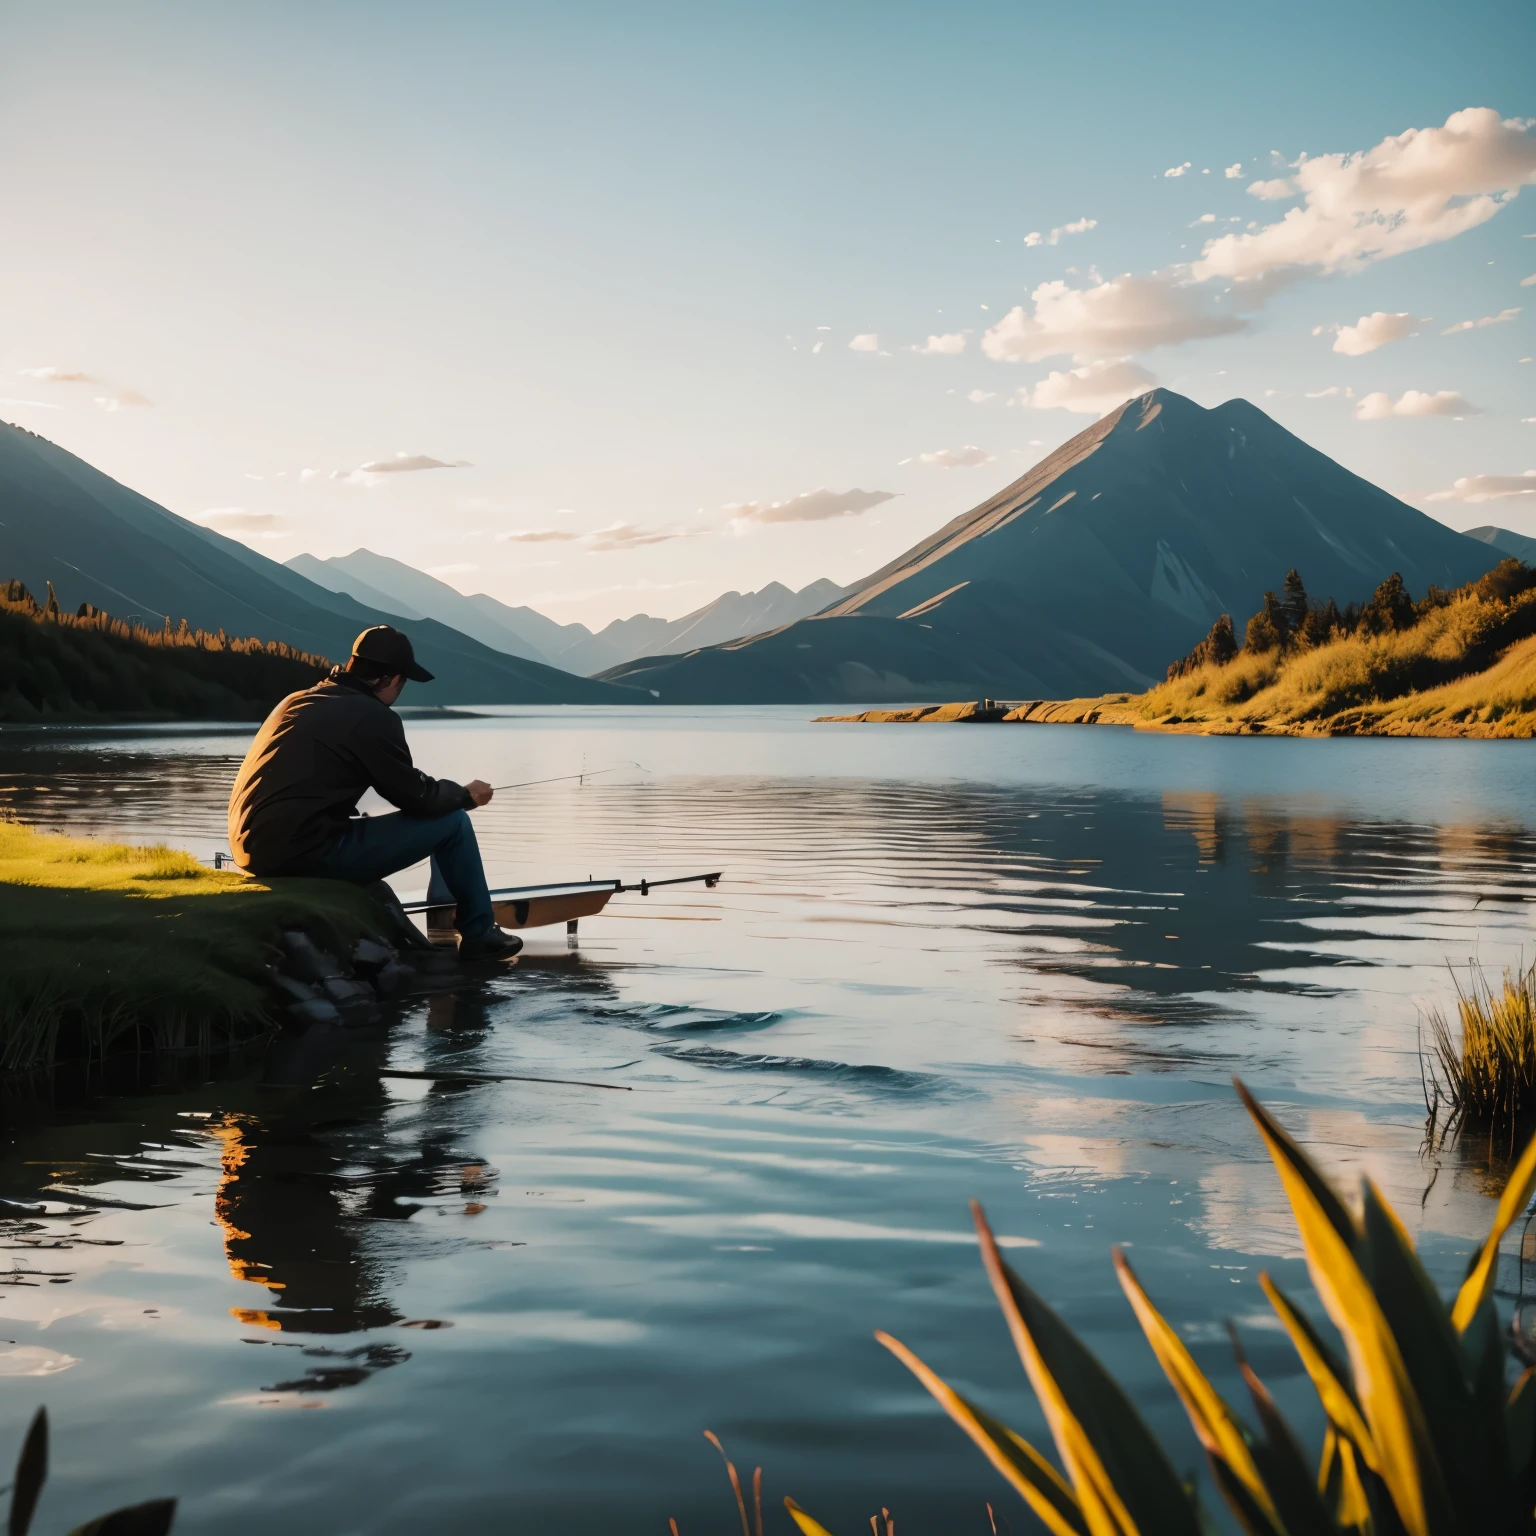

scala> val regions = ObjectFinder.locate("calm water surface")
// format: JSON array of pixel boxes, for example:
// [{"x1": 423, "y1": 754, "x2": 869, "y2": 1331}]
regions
[{"x1": 1, "y1": 708, "x2": 1534, "y2": 1532}]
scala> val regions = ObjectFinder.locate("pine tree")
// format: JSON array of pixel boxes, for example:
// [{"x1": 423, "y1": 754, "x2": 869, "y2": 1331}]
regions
[
  {"x1": 1360, "y1": 572, "x2": 1415, "y2": 634},
  {"x1": 1282, "y1": 569, "x2": 1308, "y2": 635},
  {"x1": 1244, "y1": 592, "x2": 1286, "y2": 653}
]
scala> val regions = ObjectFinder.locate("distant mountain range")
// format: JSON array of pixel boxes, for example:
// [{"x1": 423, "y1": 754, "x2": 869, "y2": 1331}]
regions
[
  {"x1": 288, "y1": 548, "x2": 845, "y2": 674},
  {"x1": 0, "y1": 422, "x2": 638, "y2": 705},
  {"x1": 598, "y1": 389, "x2": 1508, "y2": 703},
  {"x1": 2, "y1": 399, "x2": 1523, "y2": 707},
  {"x1": 1467, "y1": 525, "x2": 1536, "y2": 565}
]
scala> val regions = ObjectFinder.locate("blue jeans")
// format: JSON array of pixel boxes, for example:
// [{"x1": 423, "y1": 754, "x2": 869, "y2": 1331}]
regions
[{"x1": 308, "y1": 810, "x2": 495, "y2": 937}]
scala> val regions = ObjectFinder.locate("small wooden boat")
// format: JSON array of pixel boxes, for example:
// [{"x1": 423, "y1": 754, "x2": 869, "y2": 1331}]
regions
[{"x1": 400, "y1": 871, "x2": 721, "y2": 938}]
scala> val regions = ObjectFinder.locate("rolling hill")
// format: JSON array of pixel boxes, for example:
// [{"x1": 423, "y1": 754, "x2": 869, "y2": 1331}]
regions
[
  {"x1": 0, "y1": 421, "x2": 642, "y2": 705},
  {"x1": 599, "y1": 389, "x2": 1504, "y2": 704}
]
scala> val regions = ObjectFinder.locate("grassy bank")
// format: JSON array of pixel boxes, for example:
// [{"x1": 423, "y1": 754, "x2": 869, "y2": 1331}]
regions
[
  {"x1": 0, "y1": 821, "x2": 388, "y2": 1073},
  {"x1": 821, "y1": 561, "x2": 1536, "y2": 737}
]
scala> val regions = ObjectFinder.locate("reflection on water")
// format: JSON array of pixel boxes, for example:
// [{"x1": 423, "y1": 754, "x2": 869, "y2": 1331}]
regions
[{"x1": 0, "y1": 712, "x2": 1534, "y2": 1531}]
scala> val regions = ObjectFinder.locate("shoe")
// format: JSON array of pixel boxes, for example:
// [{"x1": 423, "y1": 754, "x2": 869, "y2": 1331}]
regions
[{"x1": 457, "y1": 927, "x2": 524, "y2": 962}]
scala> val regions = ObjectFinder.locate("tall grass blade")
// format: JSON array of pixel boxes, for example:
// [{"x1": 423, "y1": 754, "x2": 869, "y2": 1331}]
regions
[
  {"x1": 1236, "y1": 1080, "x2": 1450, "y2": 1536},
  {"x1": 784, "y1": 1497, "x2": 838, "y2": 1536},
  {"x1": 1227, "y1": 1326, "x2": 1346, "y2": 1536},
  {"x1": 1316, "y1": 1431, "x2": 1372, "y2": 1534},
  {"x1": 1258, "y1": 1275, "x2": 1378, "y2": 1474},
  {"x1": 9, "y1": 1409, "x2": 46, "y2": 1536},
  {"x1": 1111, "y1": 1248, "x2": 1279, "y2": 1530},
  {"x1": 971, "y1": 1201, "x2": 1199, "y2": 1536},
  {"x1": 1452, "y1": 1122, "x2": 1536, "y2": 1331},
  {"x1": 1358, "y1": 1182, "x2": 1503, "y2": 1523},
  {"x1": 703, "y1": 1432, "x2": 750, "y2": 1536},
  {"x1": 877, "y1": 1332, "x2": 1087, "y2": 1536},
  {"x1": 64, "y1": 1500, "x2": 176, "y2": 1536}
]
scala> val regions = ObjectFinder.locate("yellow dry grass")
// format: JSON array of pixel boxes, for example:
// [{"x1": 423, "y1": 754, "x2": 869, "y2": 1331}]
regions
[{"x1": 1109, "y1": 584, "x2": 1536, "y2": 737}]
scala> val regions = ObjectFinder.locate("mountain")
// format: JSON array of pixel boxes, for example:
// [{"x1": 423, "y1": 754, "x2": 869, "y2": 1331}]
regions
[
  {"x1": 286, "y1": 548, "x2": 560, "y2": 666},
  {"x1": 551, "y1": 578, "x2": 847, "y2": 674},
  {"x1": 598, "y1": 390, "x2": 1505, "y2": 704},
  {"x1": 1466, "y1": 525, "x2": 1536, "y2": 565},
  {"x1": 289, "y1": 548, "x2": 844, "y2": 675},
  {"x1": 0, "y1": 421, "x2": 641, "y2": 705}
]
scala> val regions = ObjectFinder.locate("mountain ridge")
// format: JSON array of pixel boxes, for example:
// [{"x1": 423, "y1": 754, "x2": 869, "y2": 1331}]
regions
[
  {"x1": 289, "y1": 547, "x2": 846, "y2": 675},
  {"x1": 598, "y1": 389, "x2": 1503, "y2": 704},
  {"x1": 0, "y1": 421, "x2": 641, "y2": 705}
]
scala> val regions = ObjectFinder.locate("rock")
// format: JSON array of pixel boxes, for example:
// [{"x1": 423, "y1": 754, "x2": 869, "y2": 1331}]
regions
[
  {"x1": 286, "y1": 997, "x2": 343, "y2": 1026},
  {"x1": 351, "y1": 936, "x2": 395, "y2": 973},
  {"x1": 321, "y1": 975, "x2": 380, "y2": 1024},
  {"x1": 373, "y1": 959, "x2": 417, "y2": 997},
  {"x1": 280, "y1": 930, "x2": 346, "y2": 983},
  {"x1": 272, "y1": 973, "x2": 321, "y2": 1005}
]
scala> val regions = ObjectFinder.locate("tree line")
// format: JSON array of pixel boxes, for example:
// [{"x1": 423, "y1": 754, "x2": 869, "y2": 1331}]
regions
[
  {"x1": 1166, "y1": 559, "x2": 1536, "y2": 681},
  {"x1": 0, "y1": 579, "x2": 331, "y2": 721}
]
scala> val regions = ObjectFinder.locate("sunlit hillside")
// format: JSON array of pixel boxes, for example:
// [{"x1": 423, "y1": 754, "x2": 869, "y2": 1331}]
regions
[{"x1": 1070, "y1": 559, "x2": 1536, "y2": 737}]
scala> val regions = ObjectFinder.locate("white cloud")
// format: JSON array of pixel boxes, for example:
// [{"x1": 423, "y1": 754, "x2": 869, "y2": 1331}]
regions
[
  {"x1": 0, "y1": 397, "x2": 61, "y2": 410},
  {"x1": 1022, "y1": 359, "x2": 1157, "y2": 415},
  {"x1": 1026, "y1": 216, "x2": 1098, "y2": 247},
  {"x1": 1356, "y1": 389, "x2": 1481, "y2": 420},
  {"x1": 1305, "y1": 386, "x2": 1346, "y2": 398},
  {"x1": 918, "y1": 445, "x2": 994, "y2": 468},
  {"x1": 910, "y1": 331, "x2": 968, "y2": 355},
  {"x1": 585, "y1": 522, "x2": 698, "y2": 552},
  {"x1": 20, "y1": 366, "x2": 94, "y2": 382},
  {"x1": 1196, "y1": 108, "x2": 1536, "y2": 283},
  {"x1": 93, "y1": 389, "x2": 150, "y2": 412},
  {"x1": 1246, "y1": 179, "x2": 1296, "y2": 201},
  {"x1": 967, "y1": 388, "x2": 996, "y2": 403},
  {"x1": 1191, "y1": 213, "x2": 1216, "y2": 225},
  {"x1": 849, "y1": 333, "x2": 880, "y2": 352},
  {"x1": 1224, "y1": 163, "x2": 1243, "y2": 179},
  {"x1": 1164, "y1": 162, "x2": 1192, "y2": 178},
  {"x1": 344, "y1": 452, "x2": 472, "y2": 486},
  {"x1": 981, "y1": 272, "x2": 1244, "y2": 363},
  {"x1": 727, "y1": 487, "x2": 896, "y2": 525},
  {"x1": 497, "y1": 528, "x2": 580, "y2": 543},
  {"x1": 1425, "y1": 470, "x2": 1536, "y2": 503},
  {"x1": 357, "y1": 453, "x2": 467, "y2": 473},
  {"x1": 192, "y1": 507, "x2": 289, "y2": 536},
  {"x1": 1523, "y1": 273, "x2": 1536, "y2": 286},
  {"x1": 1442, "y1": 306, "x2": 1521, "y2": 334},
  {"x1": 1328, "y1": 311, "x2": 1418, "y2": 355}
]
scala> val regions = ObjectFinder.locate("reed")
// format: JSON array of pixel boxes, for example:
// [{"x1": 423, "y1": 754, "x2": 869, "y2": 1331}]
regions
[{"x1": 1426, "y1": 960, "x2": 1536, "y2": 1147}]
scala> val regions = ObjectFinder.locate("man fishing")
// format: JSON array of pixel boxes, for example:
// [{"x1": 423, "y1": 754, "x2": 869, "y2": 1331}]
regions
[{"x1": 227, "y1": 625, "x2": 522, "y2": 960}]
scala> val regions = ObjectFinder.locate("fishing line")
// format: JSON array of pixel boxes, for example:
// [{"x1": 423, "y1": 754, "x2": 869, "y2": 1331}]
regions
[{"x1": 489, "y1": 759, "x2": 649, "y2": 793}]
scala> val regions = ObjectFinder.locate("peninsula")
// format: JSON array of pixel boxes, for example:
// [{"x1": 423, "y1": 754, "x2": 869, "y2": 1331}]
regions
[{"x1": 818, "y1": 560, "x2": 1536, "y2": 739}]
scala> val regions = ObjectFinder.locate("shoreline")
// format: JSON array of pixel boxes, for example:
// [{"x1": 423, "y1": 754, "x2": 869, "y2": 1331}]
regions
[{"x1": 816, "y1": 693, "x2": 1536, "y2": 738}]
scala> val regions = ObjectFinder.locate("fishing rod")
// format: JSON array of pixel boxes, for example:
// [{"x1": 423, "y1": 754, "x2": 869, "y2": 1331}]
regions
[{"x1": 489, "y1": 759, "x2": 649, "y2": 793}]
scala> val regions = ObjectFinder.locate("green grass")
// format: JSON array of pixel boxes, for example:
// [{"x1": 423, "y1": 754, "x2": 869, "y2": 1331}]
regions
[{"x1": 0, "y1": 820, "x2": 387, "y2": 1072}]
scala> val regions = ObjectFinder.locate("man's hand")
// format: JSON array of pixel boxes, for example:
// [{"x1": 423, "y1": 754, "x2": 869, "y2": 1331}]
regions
[{"x1": 465, "y1": 779, "x2": 494, "y2": 808}]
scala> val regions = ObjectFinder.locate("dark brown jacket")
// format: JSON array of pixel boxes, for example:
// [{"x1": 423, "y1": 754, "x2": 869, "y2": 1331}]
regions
[{"x1": 228, "y1": 669, "x2": 472, "y2": 875}]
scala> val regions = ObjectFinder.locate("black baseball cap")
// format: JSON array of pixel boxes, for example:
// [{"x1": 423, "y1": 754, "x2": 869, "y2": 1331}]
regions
[{"x1": 350, "y1": 625, "x2": 434, "y2": 683}]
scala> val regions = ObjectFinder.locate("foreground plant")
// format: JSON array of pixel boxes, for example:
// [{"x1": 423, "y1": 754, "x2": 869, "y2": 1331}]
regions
[
  {"x1": 6, "y1": 1408, "x2": 175, "y2": 1535},
  {"x1": 789, "y1": 1078, "x2": 1536, "y2": 1536}
]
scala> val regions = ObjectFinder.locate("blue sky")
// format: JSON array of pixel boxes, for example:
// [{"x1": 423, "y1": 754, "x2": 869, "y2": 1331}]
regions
[{"x1": 2, "y1": 0, "x2": 1532, "y2": 626}]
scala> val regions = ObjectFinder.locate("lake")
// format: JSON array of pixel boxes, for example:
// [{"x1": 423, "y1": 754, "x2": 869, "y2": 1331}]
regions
[{"x1": 1, "y1": 708, "x2": 1533, "y2": 1533}]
